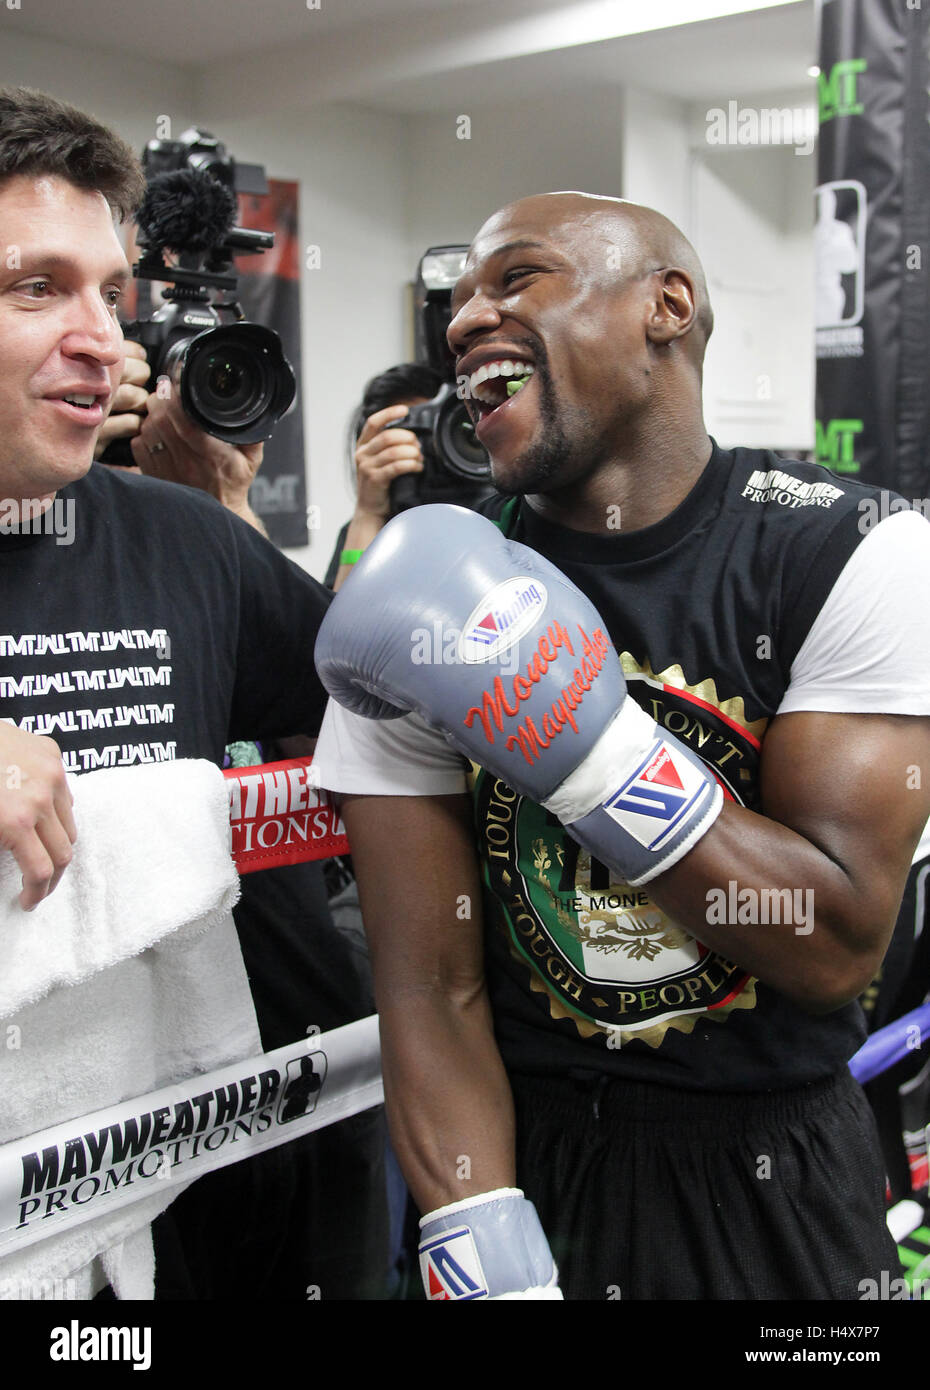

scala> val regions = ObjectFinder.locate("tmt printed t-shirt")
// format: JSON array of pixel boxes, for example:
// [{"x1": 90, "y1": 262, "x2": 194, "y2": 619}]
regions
[
  {"x1": 313, "y1": 444, "x2": 930, "y2": 1091},
  {"x1": 0, "y1": 464, "x2": 330, "y2": 773}
]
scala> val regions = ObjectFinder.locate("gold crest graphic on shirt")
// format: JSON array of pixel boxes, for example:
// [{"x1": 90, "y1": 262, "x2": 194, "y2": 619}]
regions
[
  {"x1": 474, "y1": 653, "x2": 764, "y2": 1047},
  {"x1": 536, "y1": 843, "x2": 689, "y2": 963},
  {"x1": 619, "y1": 652, "x2": 769, "y2": 743}
]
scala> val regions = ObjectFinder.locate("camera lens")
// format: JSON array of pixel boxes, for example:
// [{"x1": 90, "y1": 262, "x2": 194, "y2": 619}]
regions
[
  {"x1": 207, "y1": 356, "x2": 247, "y2": 400},
  {"x1": 438, "y1": 397, "x2": 490, "y2": 480},
  {"x1": 203, "y1": 345, "x2": 267, "y2": 416},
  {"x1": 189, "y1": 337, "x2": 271, "y2": 426},
  {"x1": 180, "y1": 324, "x2": 296, "y2": 445}
]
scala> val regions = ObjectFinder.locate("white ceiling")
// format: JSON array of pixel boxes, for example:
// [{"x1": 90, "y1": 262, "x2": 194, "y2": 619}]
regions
[
  {"x1": 6, "y1": 0, "x2": 816, "y2": 112},
  {"x1": 5, "y1": 0, "x2": 574, "y2": 67},
  {"x1": 369, "y1": 5, "x2": 817, "y2": 114}
]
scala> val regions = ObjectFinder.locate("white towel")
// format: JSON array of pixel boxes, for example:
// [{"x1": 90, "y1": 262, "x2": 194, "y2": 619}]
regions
[
  {"x1": 0, "y1": 759, "x2": 260, "y2": 1300},
  {"x1": 0, "y1": 759, "x2": 239, "y2": 1018}
]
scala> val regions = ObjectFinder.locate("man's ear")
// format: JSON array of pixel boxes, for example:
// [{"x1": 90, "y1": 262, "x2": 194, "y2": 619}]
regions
[{"x1": 646, "y1": 269, "x2": 697, "y2": 346}]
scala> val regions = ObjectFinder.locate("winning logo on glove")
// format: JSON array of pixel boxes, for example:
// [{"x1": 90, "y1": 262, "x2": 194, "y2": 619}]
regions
[
  {"x1": 603, "y1": 739, "x2": 715, "y2": 850},
  {"x1": 459, "y1": 577, "x2": 548, "y2": 663},
  {"x1": 419, "y1": 1226, "x2": 489, "y2": 1300}
]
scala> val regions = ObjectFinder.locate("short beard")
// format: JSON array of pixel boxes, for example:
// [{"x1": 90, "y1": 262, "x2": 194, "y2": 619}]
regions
[{"x1": 490, "y1": 353, "x2": 599, "y2": 499}]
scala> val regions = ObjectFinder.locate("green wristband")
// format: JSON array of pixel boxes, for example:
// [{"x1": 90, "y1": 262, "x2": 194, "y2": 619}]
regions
[{"x1": 340, "y1": 548, "x2": 364, "y2": 566}]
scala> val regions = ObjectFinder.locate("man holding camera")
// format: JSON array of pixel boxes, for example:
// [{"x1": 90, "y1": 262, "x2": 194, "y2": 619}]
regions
[{"x1": 313, "y1": 191, "x2": 930, "y2": 1300}]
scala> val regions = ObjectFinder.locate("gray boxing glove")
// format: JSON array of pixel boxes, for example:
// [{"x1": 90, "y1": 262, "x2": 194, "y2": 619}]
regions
[{"x1": 315, "y1": 504, "x2": 721, "y2": 886}]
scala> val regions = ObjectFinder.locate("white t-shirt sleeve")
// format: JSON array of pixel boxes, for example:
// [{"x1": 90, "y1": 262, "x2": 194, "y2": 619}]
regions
[
  {"x1": 312, "y1": 697, "x2": 468, "y2": 796},
  {"x1": 777, "y1": 510, "x2": 930, "y2": 716}
]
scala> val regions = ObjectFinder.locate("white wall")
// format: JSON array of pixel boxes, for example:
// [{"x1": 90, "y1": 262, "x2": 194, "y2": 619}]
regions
[
  {"x1": 621, "y1": 87, "x2": 692, "y2": 235},
  {"x1": 618, "y1": 83, "x2": 816, "y2": 452},
  {"x1": 404, "y1": 86, "x2": 628, "y2": 263},
  {"x1": 210, "y1": 105, "x2": 414, "y2": 579},
  {"x1": 690, "y1": 108, "x2": 816, "y2": 452},
  {"x1": 0, "y1": 30, "x2": 193, "y2": 152}
]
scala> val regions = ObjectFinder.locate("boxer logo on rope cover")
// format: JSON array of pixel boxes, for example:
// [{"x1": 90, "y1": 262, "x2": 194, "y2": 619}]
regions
[{"x1": 0, "y1": 1018, "x2": 379, "y2": 1256}]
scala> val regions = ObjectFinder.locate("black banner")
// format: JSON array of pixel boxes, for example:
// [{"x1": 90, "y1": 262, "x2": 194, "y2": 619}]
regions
[{"x1": 815, "y1": 0, "x2": 930, "y2": 496}]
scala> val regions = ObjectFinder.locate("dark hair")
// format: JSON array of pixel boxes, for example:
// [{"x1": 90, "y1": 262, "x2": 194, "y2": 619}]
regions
[
  {"x1": 353, "y1": 362, "x2": 445, "y2": 438},
  {"x1": 345, "y1": 362, "x2": 445, "y2": 483},
  {"x1": 0, "y1": 87, "x2": 144, "y2": 221}
]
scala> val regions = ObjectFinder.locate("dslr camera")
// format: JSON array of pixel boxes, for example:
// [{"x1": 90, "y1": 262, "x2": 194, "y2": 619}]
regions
[
  {"x1": 113, "y1": 128, "x2": 295, "y2": 452},
  {"x1": 389, "y1": 382, "x2": 494, "y2": 514}
]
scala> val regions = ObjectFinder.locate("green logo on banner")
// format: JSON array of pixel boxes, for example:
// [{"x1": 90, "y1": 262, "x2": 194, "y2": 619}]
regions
[
  {"x1": 816, "y1": 418, "x2": 863, "y2": 474},
  {"x1": 819, "y1": 59, "x2": 867, "y2": 124}
]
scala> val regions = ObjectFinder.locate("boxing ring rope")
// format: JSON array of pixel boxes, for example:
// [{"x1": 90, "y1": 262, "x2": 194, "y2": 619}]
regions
[
  {"x1": 225, "y1": 755, "x2": 349, "y2": 871},
  {"x1": 0, "y1": 759, "x2": 925, "y2": 1257},
  {"x1": 0, "y1": 759, "x2": 370, "y2": 1259},
  {"x1": 848, "y1": 1002, "x2": 930, "y2": 1087}
]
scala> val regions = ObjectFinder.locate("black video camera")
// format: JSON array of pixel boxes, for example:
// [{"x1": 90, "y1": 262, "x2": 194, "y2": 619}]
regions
[
  {"x1": 103, "y1": 128, "x2": 295, "y2": 461},
  {"x1": 388, "y1": 381, "x2": 494, "y2": 514}
]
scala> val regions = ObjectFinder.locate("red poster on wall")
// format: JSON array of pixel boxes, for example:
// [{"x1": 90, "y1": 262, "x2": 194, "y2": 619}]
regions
[
  {"x1": 118, "y1": 178, "x2": 308, "y2": 548},
  {"x1": 235, "y1": 180, "x2": 309, "y2": 548}
]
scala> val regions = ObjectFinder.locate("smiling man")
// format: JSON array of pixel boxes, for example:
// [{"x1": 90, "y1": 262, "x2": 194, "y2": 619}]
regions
[
  {"x1": 0, "y1": 92, "x2": 142, "y2": 898},
  {"x1": 0, "y1": 176, "x2": 127, "y2": 503},
  {"x1": 453, "y1": 197, "x2": 714, "y2": 521},
  {"x1": 313, "y1": 191, "x2": 930, "y2": 1301}
]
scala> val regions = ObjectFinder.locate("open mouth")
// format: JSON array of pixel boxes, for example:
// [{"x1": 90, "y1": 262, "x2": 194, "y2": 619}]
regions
[
  {"x1": 48, "y1": 393, "x2": 107, "y2": 426},
  {"x1": 467, "y1": 359, "x2": 535, "y2": 424}
]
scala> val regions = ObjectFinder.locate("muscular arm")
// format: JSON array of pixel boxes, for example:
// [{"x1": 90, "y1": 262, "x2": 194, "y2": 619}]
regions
[
  {"x1": 341, "y1": 791, "x2": 515, "y2": 1214},
  {"x1": 649, "y1": 711, "x2": 930, "y2": 1012}
]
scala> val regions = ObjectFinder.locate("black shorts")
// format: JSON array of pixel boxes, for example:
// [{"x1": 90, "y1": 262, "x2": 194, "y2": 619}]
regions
[{"x1": 511, "y1": 1067, "x2": 900, "y2": 1301}]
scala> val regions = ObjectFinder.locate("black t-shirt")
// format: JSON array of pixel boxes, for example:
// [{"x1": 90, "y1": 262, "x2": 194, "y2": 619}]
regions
[
  {"x1": 472, "y1": 443, "x2": 884, "y2": 1090},
  {"x1": 0, "y1": 464, "x2": 330, "y2": 767}
]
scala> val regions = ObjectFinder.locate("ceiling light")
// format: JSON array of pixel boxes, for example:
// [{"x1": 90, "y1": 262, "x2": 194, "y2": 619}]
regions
[{"x1": 514, "y1": 0, "x2": 809, "y2": 49}]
